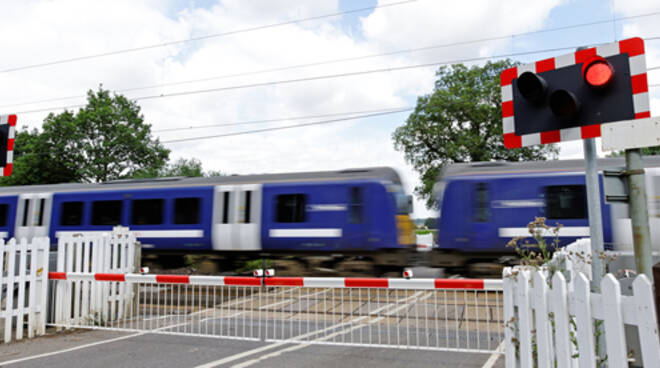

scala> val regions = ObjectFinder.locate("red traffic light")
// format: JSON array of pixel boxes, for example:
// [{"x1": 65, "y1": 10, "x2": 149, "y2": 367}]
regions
[{"x1": 582, "y1": 56, "x2": 614, "y2": 88}]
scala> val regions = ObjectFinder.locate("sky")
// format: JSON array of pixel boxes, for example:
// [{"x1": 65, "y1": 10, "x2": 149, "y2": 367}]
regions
[{"x1": 0, "y1": 0, "x2": 659, "y2": 219}]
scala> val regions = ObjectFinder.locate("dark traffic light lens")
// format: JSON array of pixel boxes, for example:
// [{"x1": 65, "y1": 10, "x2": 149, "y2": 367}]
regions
[
  {"x1": 517, "y1": 72, "x2": 547, "y2": 102},
  {"x1": 550, "y1": 89, "x2": 580, "y2": 119},
  {"x1": 582, "y1": 57, "x2": 614, "y2": 88}
]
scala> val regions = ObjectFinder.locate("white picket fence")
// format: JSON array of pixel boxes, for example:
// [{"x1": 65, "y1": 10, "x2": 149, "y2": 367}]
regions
[
  {"x1": 0, "y1": 237, "x2": 50, "y2": 343},
  {"x1": 53, "y1": 227, "x2": 137, "y2": 328},
  {"x1": 503, "y1": 267, "x2": 660, "y2": 367}
]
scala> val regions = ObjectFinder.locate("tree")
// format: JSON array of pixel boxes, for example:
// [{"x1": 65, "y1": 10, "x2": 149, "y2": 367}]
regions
[
  {"x1": 609, "y1": 147, "x2": 660, "y2": 157},
  {"x1": 392, "y1": 60, "x2": 558, "y2": 208},
  {"x1": 0, "y1": 128, "x2": 79, "y2": 186},
  {"x1": 133, "y1": 158, "x2": 224, "y2": 178},
  {"x1": 1, "y1": 87, "x2": 170, "y2": 185},
  {"x1": 424, "y1": 217, "x2": 436, "y2": 229}
]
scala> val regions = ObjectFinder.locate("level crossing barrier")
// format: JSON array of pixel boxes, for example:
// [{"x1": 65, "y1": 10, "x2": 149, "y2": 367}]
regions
[
  {"x1": 47, "y1": 272, "x2": 505, "y2": 354},
  {"x1": 0, "y1": 237, "x2": 50, "y2": 343}
]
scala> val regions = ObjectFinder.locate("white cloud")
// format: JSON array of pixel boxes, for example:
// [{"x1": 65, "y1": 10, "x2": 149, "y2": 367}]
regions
[{"x1": 0, "y1": 0, "x2": 571, "y2": 218}]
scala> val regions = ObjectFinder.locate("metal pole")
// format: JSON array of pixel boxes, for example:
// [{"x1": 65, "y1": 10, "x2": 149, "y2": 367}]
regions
[
  {"x1": 625, "y1": 148, "x2": 653, "y2": 280},
  {"x1": 584, "y1": 138, "x2": 608, "y2": 361},
  {"x1": 583, "y1": 138, "x2": 605, "y2": 289}
]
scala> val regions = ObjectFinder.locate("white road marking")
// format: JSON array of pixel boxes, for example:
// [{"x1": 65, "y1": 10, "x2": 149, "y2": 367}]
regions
[
  {"x1": 0, "y1": 332, "x2": 145, "y2": 366},
  {"x1": 259, "y1": 289, "x2": 330, "y2": 309},
  {"x1": 194, "y1": 290, "x2": 429, "y2": 368},
  {"x1": 228, "y1": 292, "x2": 434, "y2": 368},
  {"x1": 481, "y1": 340, "x2": 505, "y2": 368},
  {"x1": 0, "y1": 309, "x2": 245, "y2": 366},
  {"x1": 194, "y1": 342, "x2": 289, "y2": 368}
]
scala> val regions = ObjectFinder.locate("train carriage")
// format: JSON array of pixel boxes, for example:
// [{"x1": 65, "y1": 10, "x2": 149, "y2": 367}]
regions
[
  {"x1": 434, "y1": 157, "x2": 660, "y2": 271},
  {"x1": 0, "y1": 167, "x2": 415, "y2": 270}
]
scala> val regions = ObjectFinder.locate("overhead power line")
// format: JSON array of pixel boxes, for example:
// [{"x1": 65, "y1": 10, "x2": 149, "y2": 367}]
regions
[
  {"x1": 161, "y1": 108, "x2": 413, "y2": 144},
  {"x1": 153, "y1": 106, "x2": 412, "y2": 133},
  {"x1": 7, "y1": 43, "x2": 610, "y2": 115},
  {"x1": 5, "y1": 9, "x2": 660, "y2": 110},
  {"x1": 0, "y1": 0, "x2": 417, "y2": 74}
]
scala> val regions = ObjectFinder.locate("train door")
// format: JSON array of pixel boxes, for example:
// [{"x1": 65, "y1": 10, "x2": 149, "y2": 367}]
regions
[
  {"x1": 234, "y1": 184, "x2": 261, "y2": 251},
  {"x1": 14, "y1": 193, "x2": 53, "y2": 240},
  {"x1": 212, "y1": 185, "x2": 263, "y2": 251},
  {"x1": 212, "y1": 185, "x2": 235, "y2": 250},
  {"x1": 345, "y1": 185, "x2": 366, "y2": 248},
  {"x1": 468, "y1": 182, "x2": 495, "y2": 250}
]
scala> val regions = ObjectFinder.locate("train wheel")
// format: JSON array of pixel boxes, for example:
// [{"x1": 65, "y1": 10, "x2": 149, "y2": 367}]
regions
[
  {"x1": 336, "y1": 260, "x2": 375, "y2": 276},
  {"x1": 467, "y1": 262, "x2": 505, "y2": 278}
]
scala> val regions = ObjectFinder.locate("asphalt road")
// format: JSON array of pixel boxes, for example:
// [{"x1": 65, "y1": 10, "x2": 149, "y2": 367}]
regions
[{"x1": 0, "y1": 329, "x2": 505, "y2": 368}]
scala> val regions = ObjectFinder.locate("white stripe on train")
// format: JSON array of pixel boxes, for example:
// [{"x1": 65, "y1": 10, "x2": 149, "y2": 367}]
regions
[{"x1": 498, "y1": 226, "x2": 590, "y2": 238}]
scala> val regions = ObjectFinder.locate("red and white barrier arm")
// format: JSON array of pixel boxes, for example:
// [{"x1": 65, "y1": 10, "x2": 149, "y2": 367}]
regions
[
  {"x1": 49, "y1": 272, "x2": 503, "y2": 291},
  {"x1": 48, "y1": 272, "x2": 261, "y2": 286},
  {"x1": 265, "y1": 277, "x2": 503, "y2": 290}
]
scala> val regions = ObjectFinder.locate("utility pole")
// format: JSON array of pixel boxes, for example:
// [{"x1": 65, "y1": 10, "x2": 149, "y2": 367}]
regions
[{"x1": 625, "y1": 148, "x2": 653, "y2": 280}]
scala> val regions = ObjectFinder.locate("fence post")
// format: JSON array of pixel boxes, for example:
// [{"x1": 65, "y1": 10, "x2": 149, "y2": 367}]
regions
[
  {"x1": 573, "y1": 273, "x2": 596, "y2": 368},
  {"x1": 38, "y1": 238, "x2": 50, "y2": 335},
  {"x1": 4, "y1": 239, "x2": 16, "y2": 343},
  {"x1": 601, "y1": 274, "x2": 627, "y2": 366},
  {"x1": 132, "y1": 240, "x2": 141, "y2": 321},
  {"x1": 503, "y1": 268, "x2": 517, "y2": 368},
  {"x1": 517, "y1": 270, "x2": 533, "y2": 367},
  {"x1": 15, "y1": 238, "x2": 28, "y2": 341},
  {"x1": 27, "y1": 239, "x2": 38, "y2": 338},
  {"x1": 632, "y1": 275, "x2": 660, "y2": 364},
  {"x1": 549, "y1": 272, "x2": 573, "y2": 368},
  {"x1": 533, "y1": 271, "x2": 553, "y2": 368}
]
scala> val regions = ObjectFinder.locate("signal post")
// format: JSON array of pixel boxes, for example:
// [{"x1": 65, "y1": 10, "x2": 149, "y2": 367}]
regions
[{"x1": 500, "y1": 37, "x2": 653, "y2": 282}]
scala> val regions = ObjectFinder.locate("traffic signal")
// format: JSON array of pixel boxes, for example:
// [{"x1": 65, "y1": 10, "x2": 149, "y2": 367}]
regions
[
  {"x1": 0, "y1": 114, "x2": 16, "y2": 177},
  {"x1": 501, "y1": 37, "x2": 649, "y2": 148}
]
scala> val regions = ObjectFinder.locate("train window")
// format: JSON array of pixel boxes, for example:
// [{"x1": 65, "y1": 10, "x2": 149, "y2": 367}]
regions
[
  {"x1": 21, "y1": 199, "x2": 30, "y2": 227},
  {"x1": 0, "y1": 204, "x2": 7, "y2": 227},
  {"x1": 244, "y1": 191, "x2": 252, "y2": 223},
  {"x1": 276, "y1": 194, "x2": 306, "y2": 223},
  {"x1": 131, "y1": 199, "x2": 163, "y2": 225},
  {"x1": 472, "y1": 183, "x2": 490, "y2": 222},
  {"x1": 174, "y1": 198, "x2": 200, "y2": 224},
  {"x1": 37, "y1": 198, "x2": 45, "y2": 226},
  {"x1": 545, "y1": 185, "x2": 587, "y2": 219},
  {"x1": 60, "y1": 201, "x2": 84, "y2": 226},
  {"x1": 91, "y1": 200, "x2": 123, "y2": 225},
  {"x1": 348, "y1": 187, "x2": 363, "y2": 224},
  {"x1": 222, "y1": 192, "x2": 230, "y2": 224}
]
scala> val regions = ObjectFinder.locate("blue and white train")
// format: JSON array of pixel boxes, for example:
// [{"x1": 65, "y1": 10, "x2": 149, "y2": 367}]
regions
[
  {"x1": 433, "y1": 157, "x2": 660, "y2": 270},
  {"x1": 0, "y1": 167, "x2": 415, "y2": 269}
]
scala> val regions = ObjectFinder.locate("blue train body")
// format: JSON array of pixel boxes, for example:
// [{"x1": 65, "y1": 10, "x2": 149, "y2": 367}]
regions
[
  {"x1": 435, "y1": 158, "x2": 660, "y2": 257},
  {"x1": 0, "y1": 167, "x2": 415, "y2": 256}
]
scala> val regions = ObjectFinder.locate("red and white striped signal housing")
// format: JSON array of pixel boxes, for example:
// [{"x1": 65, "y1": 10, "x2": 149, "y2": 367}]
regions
[
  {"x1": 0, "y1": 114, "x2": 16, "y2": 176},
  {"x1": 501, "y1": 37, "x2": 649, "y2": 148}
]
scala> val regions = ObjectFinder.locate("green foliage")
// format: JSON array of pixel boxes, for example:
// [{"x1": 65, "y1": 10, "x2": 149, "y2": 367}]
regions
[
  {"x1": 392, "y1": 60, "x2": 559, "y2": 208},
  {"x1": 0, "y1": 87, "x2": 170, "y2": 185},
  {"x1": 133, "y1": 157, "x2": 223, "y2": 179},
  {"x1": 609, "y1": 146, "x2": 660, "y2": 157},
  {"x1": 506, "y1": 217, "x2": 559, "y2": 268},
  {"x1": 423, "y1": 217, "x2": 436, "y2": 229},
  {"x1": 0, "y1": 128, "x2": 79, "y2": 185},
  {"x1": 237, "y1": 259, "x2": 273, "y2": 273}
]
